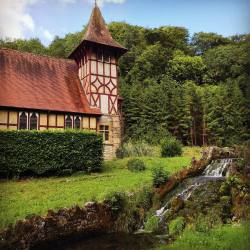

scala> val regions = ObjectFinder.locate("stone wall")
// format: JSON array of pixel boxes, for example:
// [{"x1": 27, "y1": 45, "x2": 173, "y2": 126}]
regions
[
  {"x1": 100, "y1": 114, "x2": 122, "y2": 160},
  {"x1": 0, "y1": 201, "x2": 140, "y2": 250}
]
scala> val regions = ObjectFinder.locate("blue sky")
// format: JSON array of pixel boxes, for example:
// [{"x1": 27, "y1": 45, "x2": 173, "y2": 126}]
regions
[{"x1": 0, "y1": 0, "x2": 249, "y2": 46}]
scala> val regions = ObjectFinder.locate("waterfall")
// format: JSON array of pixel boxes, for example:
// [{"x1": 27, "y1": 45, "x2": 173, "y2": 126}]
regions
[
  {"x1": 155, "y1": 158, "x2": 234, "y2": 218},
  {"x1": 202, "y1": 158, "x2": 233, "y2": 177}
]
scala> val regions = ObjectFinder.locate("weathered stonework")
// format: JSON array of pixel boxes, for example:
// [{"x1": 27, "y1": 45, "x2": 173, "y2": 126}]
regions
[
  {"x1": 0, "y1": 201, "x2": 142, "y2": 250},
  {"x1": 99, "y1": 114, "x2": 122, "y2": 160}
]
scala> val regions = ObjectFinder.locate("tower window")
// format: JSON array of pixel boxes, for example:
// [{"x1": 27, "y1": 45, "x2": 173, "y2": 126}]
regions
[
  {"x1": 19, "y1": 112, "x2": 27, "y2": 130},
  {"x1": 65, "y1": 115, "x2": 72, "y2": 129},
  {"x1": 103, "y1": 52, "x2": 110, "y2": 63},
  {"x1": 74, "y1": 116, "x2": 81, "y2": 129},
  {"x1": 30, "y1": 113, "x2": 38, "y2": 130},
  {"x1": 99, "y1": 125, "x2": 109, "y2": 142},
  {"x1": 97, "y1": 51, "x2": 103, "y2": 61}
]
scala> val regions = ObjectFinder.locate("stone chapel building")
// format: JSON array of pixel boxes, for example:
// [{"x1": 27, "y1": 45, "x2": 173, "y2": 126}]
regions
[{"x1": 0, "y1": 5, "x2": 127, "y2": 159}]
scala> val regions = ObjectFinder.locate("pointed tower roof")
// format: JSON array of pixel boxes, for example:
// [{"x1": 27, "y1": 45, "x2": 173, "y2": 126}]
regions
[
  {"x1": 83, "y1": 5, "x2": 126, "y2": 50},
  {"x1": 69, "y1": 4, "x2": 127, "y2": 59}
]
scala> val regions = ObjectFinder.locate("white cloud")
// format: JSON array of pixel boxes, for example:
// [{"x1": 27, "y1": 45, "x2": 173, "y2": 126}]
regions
[
  {"x1": 0, "y1": 0, "x2": 39, "y2": 40},
  {"x1": 87, "y1": 0, "x2": 126, "y2": 7},
  {"x1": 43, "y1": 29, "x2": 54, "y2": 41}
]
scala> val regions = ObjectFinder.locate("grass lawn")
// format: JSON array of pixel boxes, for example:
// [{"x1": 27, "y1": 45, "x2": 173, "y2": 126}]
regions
[
  {"x1": 157, "y1": 222, "x2": 250, "y2": 250},
  {"x1": 0, "y1": 147, "x2": 201, "y2": 229}
]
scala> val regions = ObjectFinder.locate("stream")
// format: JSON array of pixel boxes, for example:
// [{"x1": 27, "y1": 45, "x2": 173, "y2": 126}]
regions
[{"x1": 33, "y1": 158, "x2": 234, "y2": 250}]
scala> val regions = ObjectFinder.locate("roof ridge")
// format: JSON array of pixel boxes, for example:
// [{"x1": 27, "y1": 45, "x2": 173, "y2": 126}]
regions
[{"x1": 0, "y1": 47, "x2": 74, "y2": 63}]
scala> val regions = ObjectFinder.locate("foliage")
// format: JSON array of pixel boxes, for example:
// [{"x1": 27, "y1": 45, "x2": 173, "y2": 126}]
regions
[
  {"x1": 144, "y1": 215, "x2": 160, "y2": 233},
  {"x1": 168, "y1": 216, "x2": 186, "y2": 236},
  {"x1": 191, "y1": 32, "x2": 231, "y2": 54},
  {"x1": 127, "y1": 158, "x2": 146, "y2": 172},
  {"x1": 0, "y1": 38, "x2": 47, "y2": 55},
  {"x1": 161, "y1": 137, "x2": 183, "y2": 157},
  {"x1": 152, "y1": 166, "x2": 169, "y2": 187},
  {"x1": 168, "y1": 50, "x2": 206, "y2": 83},
  {"x1": 158, "y1": 222, "x2": 250, "y2": 250},
  {"x1": 104, "y1": 191, "x2": 127, "y2": 215},
  {"x1": 116, "y1": 141, "x2": 159, "y2": 158},
  {"x1": 0, "y1": 130, "x2": 103, "y2": 177}
]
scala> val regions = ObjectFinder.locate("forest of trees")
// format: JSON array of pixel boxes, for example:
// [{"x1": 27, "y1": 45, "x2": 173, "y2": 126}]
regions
[{"x1": 1, "y1": 23, "x2": 249, "y2": 146}]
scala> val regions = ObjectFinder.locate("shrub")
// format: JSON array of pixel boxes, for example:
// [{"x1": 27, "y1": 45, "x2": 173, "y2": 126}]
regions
[
  {"x1": 116, "y1": 140, "x2": 159, "y2": 158},
  {"x1": 104, "y1": 191, "x2": 127, "y2": 215},
  {"x1": 0, "y1": 130, "x2": 103, "y2": 178},
  {"x1": 169, "y1": 216, "x2": 186, "y2": 236},
  {"x1": 160, "y1": 137, "x2": 183, "y2": 157},
  {"x1": 144, "y1": 215, "x2": 160, "y2": 233},
  {"x1": 127, "y1": 158, "x2": 146, "y2": 172},
  {"x1": 152, "y1": 166, "x2": 169, "y2": 187}
]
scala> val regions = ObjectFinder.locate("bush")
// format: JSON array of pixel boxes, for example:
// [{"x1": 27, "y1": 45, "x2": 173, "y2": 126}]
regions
[
  {"x1": 104, "y1": 191, "x2": 127, "y2": 216},
  {"x1": 160, "y1": 137, "x2": 183, "y2": 157},
  {"x1": 116, "y1": 140, "x2": 159, "y2": 158},
  {"x1": 127, "y1": 158, "x2": 146, "y2": 172},
  {"x1": 0, "y1": 130, "x2": 103, "y2": 178},
  {"x1": 152, "y1": 166, "x2": 169, "y2": 187},
  {"x1": 169, "y1": 216, "x2": 186, "y2": 236},
  {"x1": 144, "y1": 215, "x2": 160, "y2": 233}
]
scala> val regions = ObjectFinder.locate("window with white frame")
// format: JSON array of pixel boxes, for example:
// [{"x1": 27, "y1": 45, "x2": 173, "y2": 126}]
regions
[
  {"x1": 99, "y1": 125, "x2": 109, "y2": 142},
  {"x1": 30, "y1": 113, "x2": 38, "y2": 130},
  {"x1": 19, "y1": 112, "x2": 28, "y2": 130},
  {"x1": 65, "y1": 115, "x2": 72, "y2": 129},
  {"x1": 74, "y1": 116, "x2": 81, "y2": 129}
]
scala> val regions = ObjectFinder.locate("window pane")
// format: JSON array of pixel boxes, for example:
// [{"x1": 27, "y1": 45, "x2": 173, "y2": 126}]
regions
[
  {"x1": 19, "y1": 112, "x2": 27, "y2": 130},
  {"x1": 30, "y1": 113, "x2": 37, "y2": 130},
  {"x1": 103, "y1": 52, "x2": 110, "y2": 63},
  {"x1": 65, "y1": 115, "x2": 72, "y2": 129},
  {"x1": 105, "y1": 131, "x2": 109, "y2": 141},
  {"x1": 74, "y1": 116, "x2": 81, "y2": 129},
  {"x1": 97, "y1": 51, "x2": 102, "y2": 61}
]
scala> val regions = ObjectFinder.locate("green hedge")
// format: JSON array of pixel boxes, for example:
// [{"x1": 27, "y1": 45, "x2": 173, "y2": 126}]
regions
[{"x1": 0, "y1": 130, "x2": 103, "y2": 177}]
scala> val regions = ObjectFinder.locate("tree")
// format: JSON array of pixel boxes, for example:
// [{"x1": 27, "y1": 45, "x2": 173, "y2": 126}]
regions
[
  {"x1": 145, "y1": 26, "x2": 190, "y2": 53},
  {"x1": 167, "y1": 50, "x2": 206, "y2": 84},
  {"x1": 0, "y1": 38, "x2": 47, "y2": 55},
  {"x1": 204, "y1": 44, "x2": 247, "y2": 83},
  {"x1": 126, "y1": 43, "x2": 171, "y2": 84},
  {"x1": 192, "y1": 32, "x2": 231, "y2": 54}
]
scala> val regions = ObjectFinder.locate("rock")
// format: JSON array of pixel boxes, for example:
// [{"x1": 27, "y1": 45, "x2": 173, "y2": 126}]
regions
[{"x1": 171, "y1": 197, "x2": 184, "y2": 213}]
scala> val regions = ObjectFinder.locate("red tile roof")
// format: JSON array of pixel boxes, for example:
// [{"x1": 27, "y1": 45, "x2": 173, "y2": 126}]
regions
[
  {"x1": 68, "y1": 6, "x2": 127, "y2": 59},
  {"x1": 83, "y1": 6, "x2": 127, "y2": 51},
  {"x1": 0, "y1": 48, "x2": 101, "y2": 115}
]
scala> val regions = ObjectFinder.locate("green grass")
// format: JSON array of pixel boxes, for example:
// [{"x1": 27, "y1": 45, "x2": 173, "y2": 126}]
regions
[
  {"x1": 0, "y1": 147, "x2": 199, "y2": 229},
  {"x1": 157, "y1": 222, "x2": 250, "y2": 250}
]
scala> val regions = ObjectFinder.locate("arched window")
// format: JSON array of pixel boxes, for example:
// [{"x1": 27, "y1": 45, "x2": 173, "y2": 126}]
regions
[
  {"x1": 65, "y1": 115, "x2": 72, "y2": 129},
  {"x1": 19, "y1": 112, "x2": 27, "y2": 130},
  {"x1": 30, "y1": 113, "x2": 38, "y2": 130},
  {"x1": 74, "y1": 116, "x2": 81, "y2": 129}
]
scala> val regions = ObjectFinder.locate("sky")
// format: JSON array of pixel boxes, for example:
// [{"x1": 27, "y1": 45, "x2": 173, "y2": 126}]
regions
[{"x1": 0, "y1": 0, "x2": 249, "y2": 46}]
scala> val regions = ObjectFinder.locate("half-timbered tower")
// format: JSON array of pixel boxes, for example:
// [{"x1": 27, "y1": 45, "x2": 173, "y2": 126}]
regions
[
  {"x1": 0, "y1": 4, "x2": 127, "y2": 159},
  {"x1": 69, "y1": 5, "x2": 127, "y2": 158}
]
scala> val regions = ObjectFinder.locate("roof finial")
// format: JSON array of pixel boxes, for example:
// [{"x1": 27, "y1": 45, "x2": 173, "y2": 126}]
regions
[{"x1": 94, "y1": 0, "x2": 97, "y2": 7}]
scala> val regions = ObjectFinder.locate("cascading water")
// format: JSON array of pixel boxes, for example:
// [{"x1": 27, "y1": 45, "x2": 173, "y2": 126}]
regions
[
  {"x1": 155, "y1": 158, "x2": 234, "y2": 218},
  {"x1": 203, "y1": 158, "x2": 233, "y2": 177}
]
